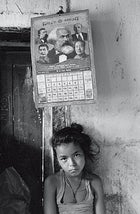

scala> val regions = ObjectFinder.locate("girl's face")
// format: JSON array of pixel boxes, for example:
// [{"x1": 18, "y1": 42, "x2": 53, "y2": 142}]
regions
[{"x1": 56, "y1": 142, "x2": 85, "y2": 177}]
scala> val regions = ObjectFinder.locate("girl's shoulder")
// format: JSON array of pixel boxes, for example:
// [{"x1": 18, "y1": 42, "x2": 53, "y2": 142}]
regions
[
  {"x1": 44, "y1": 171, "x2": 62, "y2": 190},
  {"x1": 89, "y1": 174, "x2": 104, "y2": 197},
  {"x1": 90, "y1": 174, "x2": 103, "y2": 185},
  {"x1": 44, "y1": 173, "x2": 57, "y2": 190}
]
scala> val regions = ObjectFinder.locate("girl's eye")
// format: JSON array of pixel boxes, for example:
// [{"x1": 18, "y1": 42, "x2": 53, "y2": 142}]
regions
[
  {"x1": 75, "y1": 153, "x2": 81, "y2": 158},
  {"x1": 60, "y1": 157, "x2": 67, "y2": 162}
]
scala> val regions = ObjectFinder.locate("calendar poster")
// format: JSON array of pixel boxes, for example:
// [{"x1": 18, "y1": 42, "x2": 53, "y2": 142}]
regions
[{"x1": 31, "y1": 9, "x2": 97, "y2": 108}]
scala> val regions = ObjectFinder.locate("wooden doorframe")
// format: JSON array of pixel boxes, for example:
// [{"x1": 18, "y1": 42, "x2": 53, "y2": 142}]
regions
[
  {"x1": 0, "y1": 34, "x2": 43, "y2": 213},
  {"x1": 0, "y1": 28, "x2": 31, "y2": 134},
  {"x1": 0, "y1": 27, "x2": 30, "y2": 47},
  {"x1": 0, "y1": 28, "x2": 72, "y2": 171}
]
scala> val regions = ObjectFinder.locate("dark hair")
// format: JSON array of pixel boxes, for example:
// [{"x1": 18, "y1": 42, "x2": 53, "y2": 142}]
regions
[
  {"x1": 51, "y1": 123, "x2": 100, "y2": 175},
  {"x1": 38, "y1": 44, "x2": 49, "y2": 50},
  {"x1": 38, "y1": 28, "x2": 46, "y2": 36},
  {"x1": 74, "y1": 40, "x2": 85, "y2": 48}
]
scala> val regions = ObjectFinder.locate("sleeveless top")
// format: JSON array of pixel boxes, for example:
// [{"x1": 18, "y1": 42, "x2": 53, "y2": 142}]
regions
[{"x1": 57, "y1": 170, "x2": 95, "y2": 214}]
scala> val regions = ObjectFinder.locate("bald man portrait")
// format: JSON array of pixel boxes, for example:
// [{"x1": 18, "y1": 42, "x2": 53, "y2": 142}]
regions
[{"x1": 72, "y1": 23, "x2": 88, "y2": 42}]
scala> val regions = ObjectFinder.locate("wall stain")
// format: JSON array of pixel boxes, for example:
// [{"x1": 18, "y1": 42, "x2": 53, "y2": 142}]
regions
[
  {"x1": 105, "y1": 193, "x2": 123, "y2": 214},
  {"x1": 115, "y1": 19, "x2": 124, "y2": 43},
  {"x1": 118, "y1": 0, "x2": 121, "y2": 7},
  {"x1": 134, "y1": 107, "x2": 140, "y2": 116},
  {"x1": 66, "y1": 0, "x2": 71, "y2": 13},
  {"x1": 112, "y1": 59, "x2": 125, "y2": 80},
  {"x1": 95, "y1": 4, "x2": 98, "y2": 10},
  {"x1": 6, "y1": 0, "x2": 9, "y2": 14}
]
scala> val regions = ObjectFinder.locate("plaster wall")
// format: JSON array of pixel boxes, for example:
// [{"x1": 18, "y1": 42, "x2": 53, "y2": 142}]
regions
[
  {"x1": 70, "y1": 0, "x2": 140, "y2": 213},
  {"x1": 0, "y1": 0, "x2": 67, "y2": 27},
  {"x1": 0, "y1": 0, "x2": 140, "y2": 213}
]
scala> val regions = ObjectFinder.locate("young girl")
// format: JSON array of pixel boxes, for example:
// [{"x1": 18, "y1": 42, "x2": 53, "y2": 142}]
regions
[{"x1": 44, "y1": 123, "x2": 105, "y2": 214}]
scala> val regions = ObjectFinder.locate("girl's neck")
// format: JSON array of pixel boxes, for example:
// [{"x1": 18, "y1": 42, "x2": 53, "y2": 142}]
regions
[{"x1": 64, "y1": 171, "x2": 83, "y2": 182}]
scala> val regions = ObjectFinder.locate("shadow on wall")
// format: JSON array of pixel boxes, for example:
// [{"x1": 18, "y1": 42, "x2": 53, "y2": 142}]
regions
[{"x1": 0, "y1": 134, "x2": 43, "y2": 214}]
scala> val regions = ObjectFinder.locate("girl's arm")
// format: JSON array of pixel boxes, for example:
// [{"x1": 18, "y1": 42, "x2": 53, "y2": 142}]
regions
[
  {"x1": 44, "y1": 175, "x2": 58, "y2": 214},
  {"x1": 91, "y1": 176, "x2": 105, "y2": 214}
]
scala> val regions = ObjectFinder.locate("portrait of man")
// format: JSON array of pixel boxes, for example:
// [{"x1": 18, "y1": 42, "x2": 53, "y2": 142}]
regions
[
  {"x1": 35, "y1": 28, "x2": 48, "y2": 44},
  {"x1": 74, "y1": 40, "x2": 89, "y2": 59},
  {"x1": 72, "y1": 23, "x2": 88, "y2": 41},
  {"x1": 47, "y1": 27, "x2": 76, "y2": 64},
  {"x1": 37, "y1": 44, "x2": 49, "y2": 64}
]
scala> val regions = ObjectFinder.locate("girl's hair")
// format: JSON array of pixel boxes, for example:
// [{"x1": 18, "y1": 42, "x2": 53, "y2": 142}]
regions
[{"x1": 51, "y1": 123, "x2": 100, "y2": 175}]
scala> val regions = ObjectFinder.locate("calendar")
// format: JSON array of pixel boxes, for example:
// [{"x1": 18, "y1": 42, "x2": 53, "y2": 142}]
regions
[{"x1": 31, "y1": 10, "x2": 97, "y2": 107}]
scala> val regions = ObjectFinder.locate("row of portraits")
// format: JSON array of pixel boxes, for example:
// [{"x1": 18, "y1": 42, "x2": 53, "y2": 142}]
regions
[{"x1": 34, "y1": 23, "x2": 90, "y2": 65}]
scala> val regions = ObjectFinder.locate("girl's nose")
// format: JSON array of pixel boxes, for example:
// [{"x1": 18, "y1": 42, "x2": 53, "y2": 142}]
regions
[{"x1": 69, "y1": 158, "x2": 76, "y2": 166}]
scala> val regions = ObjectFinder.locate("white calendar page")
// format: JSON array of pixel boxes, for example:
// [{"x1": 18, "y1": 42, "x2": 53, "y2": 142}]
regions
[{"x1": 31, "y1": 10, "x2": 97, "y2": 107}]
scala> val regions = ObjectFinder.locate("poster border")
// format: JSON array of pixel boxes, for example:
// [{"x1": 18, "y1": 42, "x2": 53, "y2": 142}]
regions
[{"x1": 31, "y1": 9, "x2": 97, "y2": 108}]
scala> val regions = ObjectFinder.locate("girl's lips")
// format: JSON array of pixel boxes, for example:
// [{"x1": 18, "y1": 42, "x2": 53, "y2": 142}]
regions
[{"x1": 69, "y1": 169, "x2": 78, "y2": 173}]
